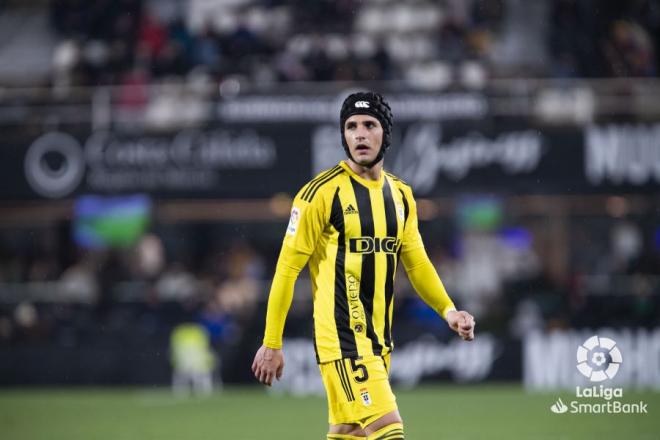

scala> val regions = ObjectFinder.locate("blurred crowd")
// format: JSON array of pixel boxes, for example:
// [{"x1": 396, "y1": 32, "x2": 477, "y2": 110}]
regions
[
  {"x1": 0, "y1": 228, "x2": 267, "y2": 352},
  {"x1": 1, "y1": 212, "x2": 658, "y2": 353},
  {"x1": 549, "y1": 0, "x2": 659, "y2": 78},
  {"x1": 45, "y1": 0, "x2": 659, "y2": 94}
]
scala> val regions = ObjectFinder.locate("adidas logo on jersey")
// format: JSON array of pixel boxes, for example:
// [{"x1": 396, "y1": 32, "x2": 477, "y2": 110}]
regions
[
  {"x1": 344, "y1": 204, "x2": 358, "y2": 215},
  {"x1": 354, "y1": 101, "x2": 370, "y2": 108}
]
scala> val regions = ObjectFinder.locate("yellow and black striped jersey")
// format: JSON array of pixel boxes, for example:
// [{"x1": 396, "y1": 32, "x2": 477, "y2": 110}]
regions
[{"x1": 281, "y1": 161, "x2": 429, "y2": 363}]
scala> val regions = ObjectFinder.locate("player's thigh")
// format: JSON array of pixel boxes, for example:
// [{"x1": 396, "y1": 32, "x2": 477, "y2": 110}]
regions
[{"x1": 319, "y1": 355, "x2": 397, "y2": 426}]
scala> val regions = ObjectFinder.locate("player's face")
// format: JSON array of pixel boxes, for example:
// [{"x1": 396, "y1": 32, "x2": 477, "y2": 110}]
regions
[{"x1": 344, "y1": 115, "x2": 384, "y2": 166}]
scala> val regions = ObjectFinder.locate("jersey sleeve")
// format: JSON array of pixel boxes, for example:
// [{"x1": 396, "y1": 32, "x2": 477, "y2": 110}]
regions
[
  {"x1": 399, "y1": 185, "x2": 424, "y2": 253},
  {"x1": 262, "y1": 244, "x2": 310, "y2": 349},
  {"x1": 282, "y1": 187, "x2": 328, "y2": 255},
  {"x1": 401, "y1": 246, "x2": 456, "y2": 319},
  {"x1": 398, "y1": 185, "x2": 456, "y2": 319},
  {"x1": 262, "y1": 186, "x2": 329, "y2": 349}
]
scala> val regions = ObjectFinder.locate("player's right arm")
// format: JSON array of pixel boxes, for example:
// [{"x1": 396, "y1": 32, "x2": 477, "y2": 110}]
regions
[
  {"x1": 251, "y1": 242, "x2": 309, "y2": 386},
  {"x1": 252, "y1": 184, "x2": 328, "y2": 385}
]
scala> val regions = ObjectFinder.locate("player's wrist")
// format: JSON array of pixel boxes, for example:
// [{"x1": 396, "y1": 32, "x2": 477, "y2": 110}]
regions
[
  {"x1": 263, "y1": 339, "x2": 283, "y2": 350},
  {"x1": 443, "y1": 307, "x2": 457, "y2": 321}
]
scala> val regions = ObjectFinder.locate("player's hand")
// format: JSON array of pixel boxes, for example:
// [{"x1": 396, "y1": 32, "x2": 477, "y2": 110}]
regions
[
  {"x1": 251, "y1": 345, "x2": 284, "y2": 386},
  {"x1": 446, "y1": 310, "x2": 475, "y2": 341}
]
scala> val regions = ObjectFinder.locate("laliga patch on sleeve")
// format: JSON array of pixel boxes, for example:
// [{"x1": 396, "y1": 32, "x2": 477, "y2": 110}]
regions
[
  {"x1": 286, "y1": 206, "x2": 301, "y2": 236},
  {"x1": 396, "y1": 203, "x2": 405, "y2": 221}
]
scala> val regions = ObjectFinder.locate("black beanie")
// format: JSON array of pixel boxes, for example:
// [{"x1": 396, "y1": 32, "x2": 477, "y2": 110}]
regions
[{"x1": 340, "y1": 92, "x2": 393, "y2": 168}]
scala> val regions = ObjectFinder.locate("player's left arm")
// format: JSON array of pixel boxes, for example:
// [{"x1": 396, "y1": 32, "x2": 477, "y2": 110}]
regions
[{"x1": 398, "y1": 188, "x2": 475, "y2": 341}]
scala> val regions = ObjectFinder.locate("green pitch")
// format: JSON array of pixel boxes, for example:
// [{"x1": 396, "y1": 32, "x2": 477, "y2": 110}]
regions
[{"x1": 1, "y1": 384, "x2": 657, "y2": 439}]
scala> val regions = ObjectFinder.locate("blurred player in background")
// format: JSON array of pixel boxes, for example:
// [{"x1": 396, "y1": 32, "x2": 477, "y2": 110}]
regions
[
  {"x1": 252, "y1": 92, "x2": 475, "y2": 440},
  {"x1": 170, "y1": 323, "x2": 217, "y2": 397}
]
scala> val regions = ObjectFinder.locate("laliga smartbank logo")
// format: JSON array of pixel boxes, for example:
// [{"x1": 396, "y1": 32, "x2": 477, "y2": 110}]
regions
[
  {"x1": 576, "y1": 335, "x2": 621, "y2": 382},
  {"x1": 550, "y1": 335, "x2": 647, "y2": 414}
]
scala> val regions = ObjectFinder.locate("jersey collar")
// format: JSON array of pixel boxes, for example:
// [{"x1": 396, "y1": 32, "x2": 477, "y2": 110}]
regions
[{"x1": 339, "y1": 161, "x2": 385, "y2": 190}]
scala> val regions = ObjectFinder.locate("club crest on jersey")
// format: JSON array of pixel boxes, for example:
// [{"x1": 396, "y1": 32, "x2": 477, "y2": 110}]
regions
[
  {"x1": 287, "y1": 207, "x2": 300, "y2": 236},
  {"x1": 354, "y1": 323, "x2": 364, "y2": 333},
  {"x1": 360, "y1": 388, "x2": 372, "y2": 406},
  {"x1": 354, "y1": 101, "x2": 370, "y2": 108}
]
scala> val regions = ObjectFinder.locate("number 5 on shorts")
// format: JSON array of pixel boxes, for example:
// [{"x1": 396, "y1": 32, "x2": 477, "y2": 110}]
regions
[{"x1": 350, "y1": 358, "x2": 369, "y2": 383}]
